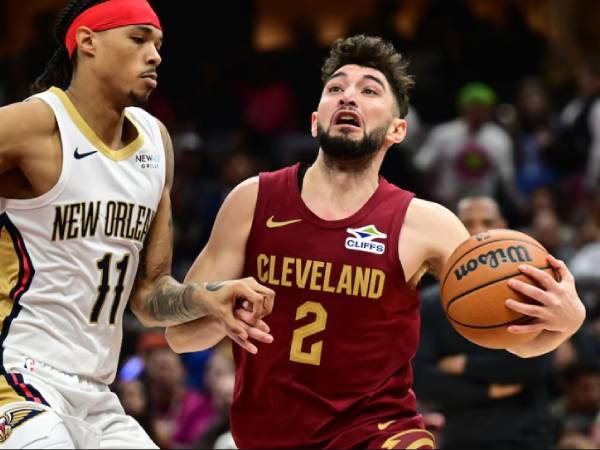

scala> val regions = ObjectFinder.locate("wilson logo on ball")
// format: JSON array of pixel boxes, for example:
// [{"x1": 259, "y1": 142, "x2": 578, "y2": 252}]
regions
[{"x1": 454, "y1": 245, "x2": 533, "y2": 281}]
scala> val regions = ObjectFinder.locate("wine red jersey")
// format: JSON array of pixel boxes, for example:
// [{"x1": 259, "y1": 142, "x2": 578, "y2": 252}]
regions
[{"x1": 231, "y1": 164, "x2": 424, "y2": 448}]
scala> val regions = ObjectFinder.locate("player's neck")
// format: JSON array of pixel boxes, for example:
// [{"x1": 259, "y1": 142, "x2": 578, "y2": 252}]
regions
[
  {"x1": 301, "y1": 152, "x2": 382, "y2": 220},
  {"x1": 65, "y1": 79, "x2": 132, "y2": 151}
]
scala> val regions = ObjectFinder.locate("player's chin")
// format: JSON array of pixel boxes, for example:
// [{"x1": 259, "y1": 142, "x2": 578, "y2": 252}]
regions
[{"x1": 129, "y1": 89, "x2": 153, "y2": 107}]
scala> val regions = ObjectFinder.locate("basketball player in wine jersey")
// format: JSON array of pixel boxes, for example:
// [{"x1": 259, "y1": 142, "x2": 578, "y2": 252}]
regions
[
  {"x1": 166, "y1": 35, "x2": 585, "y2": 448},
  {"x1": 0, "y1": 0, "x2": 273, "y2": 447}
]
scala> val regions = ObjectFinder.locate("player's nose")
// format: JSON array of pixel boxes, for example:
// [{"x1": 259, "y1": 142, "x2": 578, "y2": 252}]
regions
[
  {"x1": 146, "y1": 46, "x2": 162, "y2": 67},
  {"x1": 338, "y1": 89, "x2": 357, "y2": 108}
]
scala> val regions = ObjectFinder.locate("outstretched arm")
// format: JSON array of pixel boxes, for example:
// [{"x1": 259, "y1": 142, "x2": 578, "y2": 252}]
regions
[{"x1": 129, "y1": 122, "x2": 273, "y2": 331}]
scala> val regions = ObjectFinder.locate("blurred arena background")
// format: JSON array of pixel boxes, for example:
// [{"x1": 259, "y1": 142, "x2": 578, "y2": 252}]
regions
[{"x1": 2, "y1": 0, "x2": 600, "y2": 448}]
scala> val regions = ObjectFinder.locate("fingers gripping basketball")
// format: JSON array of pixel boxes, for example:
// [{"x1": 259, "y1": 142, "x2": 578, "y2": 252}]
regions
[{"x1": 440, "y1": 229, "x2": 558, "y2": 349}]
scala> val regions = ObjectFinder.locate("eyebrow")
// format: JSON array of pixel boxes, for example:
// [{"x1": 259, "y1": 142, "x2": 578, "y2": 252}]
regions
[
  {"x1": 134, "y1": 25, "x2": 164, "y2": 44},
  {"x1": 363, "y1": 74, "x2": 386, "y2": 90},
  {"x1": 329, "y1": 72, "x2": 387, "y2": 90}
]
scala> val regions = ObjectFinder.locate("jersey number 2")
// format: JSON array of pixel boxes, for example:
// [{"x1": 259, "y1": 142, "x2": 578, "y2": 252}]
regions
[
  {"x1": 289, "y1": 301, "x2": 328, "y2": 366},
  {"x1": 90, "y1": 253, "x2": 130, "y2": 325}
]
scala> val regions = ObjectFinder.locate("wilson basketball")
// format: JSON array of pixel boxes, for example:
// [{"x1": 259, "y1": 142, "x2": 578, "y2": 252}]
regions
[{"x1": 440, "y1": 229, "x2": 557, "y2": 349}]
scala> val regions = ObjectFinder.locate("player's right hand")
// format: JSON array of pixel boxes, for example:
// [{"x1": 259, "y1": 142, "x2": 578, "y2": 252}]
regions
[
  {"x1": 196, "y1": 277, "x2": 275, "y2": 345},
  {"x1": 225, "y1": 308, "x2": 274, "y2": 354}
]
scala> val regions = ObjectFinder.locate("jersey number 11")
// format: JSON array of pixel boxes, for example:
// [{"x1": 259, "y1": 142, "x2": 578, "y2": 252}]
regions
[{"x1": 89, "y1": 253, "x2": 130, "y2": 325}]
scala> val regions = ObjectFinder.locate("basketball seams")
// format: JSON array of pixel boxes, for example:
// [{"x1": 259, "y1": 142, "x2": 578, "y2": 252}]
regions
[
  {"x1": 449, "y1": 314, "x2": 533, "y2": 329},
  {"x1": 440, "y1": 237, "x2": 549, "y2": 288},
  {"x1": 445, "y1": 264, "x2": 554, "y2": 325}
]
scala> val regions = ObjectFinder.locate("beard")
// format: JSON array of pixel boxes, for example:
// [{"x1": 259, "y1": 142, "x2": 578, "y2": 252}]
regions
[
  {"x1": 128, "y1": 89, "x2": 151, "y2": 108},
  {"x1": 317, "y1": 123, "x2": 388, "y2": 166}
]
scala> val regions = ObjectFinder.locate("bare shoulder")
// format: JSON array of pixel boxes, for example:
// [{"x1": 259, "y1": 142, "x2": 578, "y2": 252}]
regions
[
  {"x1": 402, "y1": 198, "x2": 469, "y2": 277},
  {"x1": 198, "y1": 176, "x2": 259, "y2": 275},
  {"x1": 223, "y1": 176, "x2": 259, "y2": 212},
  {"x1": 0, "y1": 99, "x2": 56, "y2": 144},
  {"x1": 210, "y1": 176, "x2": 259, "y2": 236},
  {"x1": 405, "y1": 198, "x2": 463, "y2": 228}
]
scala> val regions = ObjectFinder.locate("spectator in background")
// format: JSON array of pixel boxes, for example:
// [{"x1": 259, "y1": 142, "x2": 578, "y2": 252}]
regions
[
  {"x1": 139, "y1": 332, "x2": 225, "y2": 449},
  {"x1": 413, "y1": 196, "x2": 556, "y2": 449},
  {"x1": 114, "y1": 379, "x2": 155, "y2": 443},
  {"x1": 526, "y1": 208, "x2": 576, "y2": 263},
  {"x1": 573, "y1": 187, "x2": 600, "y2": 248},
  {"x1": 414, "y1": 82, "x2": 520, "y2": 211},
  {"x1": 552, "y1": 361, "x2": 600, "y2": 446},
  {"x1": 195, "y1": 343, "x2": 236, "y2": 449},
  {"x1": 510, "y1": 77, "x2": 560, "y2": 198},
  {"x1": 548, "y1": 58, "x2": 600, "y2": 198}
]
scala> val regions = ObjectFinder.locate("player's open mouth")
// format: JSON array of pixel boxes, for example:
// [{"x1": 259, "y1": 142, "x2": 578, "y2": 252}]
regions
[{"x1": 332, "y1": 110, "x2": 362, "y2": 129}]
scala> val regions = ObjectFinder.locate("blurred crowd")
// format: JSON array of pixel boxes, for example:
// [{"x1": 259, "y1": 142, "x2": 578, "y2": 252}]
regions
[{"x1": 3, "y1": 0, "x2": 600, "y2": 448}]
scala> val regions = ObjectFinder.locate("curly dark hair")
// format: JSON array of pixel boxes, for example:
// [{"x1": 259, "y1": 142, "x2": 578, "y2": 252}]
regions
[
  {"x1": 321, "y1": 35, "x2": 414, "y2": 118},
  {"x1": 30, "y1": 0, "x2": 108, "y2": 94}
]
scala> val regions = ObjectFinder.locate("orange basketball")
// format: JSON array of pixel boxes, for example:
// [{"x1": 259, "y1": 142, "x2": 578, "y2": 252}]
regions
[{"x1": 440, "y1": 229, "x2": 557, "y2": 349}]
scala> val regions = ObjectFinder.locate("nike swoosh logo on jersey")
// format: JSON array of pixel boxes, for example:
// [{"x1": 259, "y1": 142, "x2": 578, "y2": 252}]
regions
[
  {"x1": 74, "y1": 147, "x2": 98, "y2": 159},
  {"x1": 377, "y1": 420, "x2": 396, "y2": 431},
  {"x1": 266, "y1": 216, "x2": 302, "y2": 228}
]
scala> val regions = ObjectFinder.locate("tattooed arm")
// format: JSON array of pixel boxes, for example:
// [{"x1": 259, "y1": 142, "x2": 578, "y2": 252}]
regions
[{"x1": 129, "y1": 122, "x2": 273, "y2": 329}]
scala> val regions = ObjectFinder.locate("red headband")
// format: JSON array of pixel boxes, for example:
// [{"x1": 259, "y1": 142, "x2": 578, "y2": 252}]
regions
[{"x1": 65, "y1": 0, "x2": 162, "y2": 56}]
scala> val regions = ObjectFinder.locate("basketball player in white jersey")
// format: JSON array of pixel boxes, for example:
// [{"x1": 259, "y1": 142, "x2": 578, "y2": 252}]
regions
[{"x1": 0, "y1": 0, "x2": 273, "y2": 448}]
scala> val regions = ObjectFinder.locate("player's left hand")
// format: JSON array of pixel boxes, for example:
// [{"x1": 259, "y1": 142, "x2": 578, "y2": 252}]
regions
[{"x1": 504, "y1": 254, "x2": 585, "y2": 335}]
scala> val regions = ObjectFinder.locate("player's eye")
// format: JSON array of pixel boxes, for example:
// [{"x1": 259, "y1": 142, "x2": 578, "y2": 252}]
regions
[
  {"x1": 131, "y1": 37, "x2": 145, "y2": 44},
  {"x1": 363, "y1": 87, "x2": 377, "y2": 95},
  {"x1": 328, "y1": 85, "x2": 342, "y2": 93}
]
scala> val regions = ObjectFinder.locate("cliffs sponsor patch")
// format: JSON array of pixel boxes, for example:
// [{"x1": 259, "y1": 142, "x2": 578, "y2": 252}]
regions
[
  {"x1": 0, "y1": 407, "x2": 46, "y2": 443},
  {"x1": 345, "y1": 225, "x2": 387, "y2": 255}
]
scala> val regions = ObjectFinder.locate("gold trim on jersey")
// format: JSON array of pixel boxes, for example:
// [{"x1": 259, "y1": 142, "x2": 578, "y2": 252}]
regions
[
  {"x1": 0, "y1": 229, "x2": 24, "y2": 407},
  {"x1": 0, "y1": 229, "x2": 19, "y2": 303},
  {"x1": 0, "y1": 378, "x2": 27, "y2": 408},
  {"x1": 49, "y1": 86, "x2": 144, "y2": 161}
]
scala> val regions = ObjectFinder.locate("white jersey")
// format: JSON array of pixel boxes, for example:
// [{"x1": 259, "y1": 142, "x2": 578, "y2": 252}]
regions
[{"x1": 0, "y1": 87, "x2": 165, "y2": 384}]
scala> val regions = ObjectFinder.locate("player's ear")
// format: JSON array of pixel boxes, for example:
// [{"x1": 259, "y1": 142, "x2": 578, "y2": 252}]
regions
[
  {"x1": 75, "y1": 26, "x2": 96, "y2": 57},
  {"x1": 310, "y1": 112, "x2": 318, "y2": 138},
  {"x1": 388, "y1": 118, "x2": 407, "y2": 144}
]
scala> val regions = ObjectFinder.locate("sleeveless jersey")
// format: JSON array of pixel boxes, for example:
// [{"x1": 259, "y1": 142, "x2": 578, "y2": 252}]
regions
[
  {"x1": 0, "y1": 87, "x2": 165, "y2": 384},
  {"x1": 231, "y1": 164, "x2": 421, "y2": 448}
]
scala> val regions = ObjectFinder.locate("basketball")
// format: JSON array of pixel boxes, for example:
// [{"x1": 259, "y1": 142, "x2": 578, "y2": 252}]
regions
[{"x1": 440, "y1": 229, "x2": 558, "y2": 349}]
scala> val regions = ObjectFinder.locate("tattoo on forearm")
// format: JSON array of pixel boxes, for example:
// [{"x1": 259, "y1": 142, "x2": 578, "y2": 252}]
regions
[
  {"x1": 204, "y1": 281, "x2": 224, "y2": 291},
  {"x1": 145, "y1": 279, "x2": 206, "y2": 322}
]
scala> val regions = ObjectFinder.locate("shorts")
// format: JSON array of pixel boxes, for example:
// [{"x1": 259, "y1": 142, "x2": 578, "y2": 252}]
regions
[
  {"x1": 325, "y1": 415, "x2": 435, "y2": 449},
  {"x1": 0, "y1": 349, "x2": 157, "y2": 449}
]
